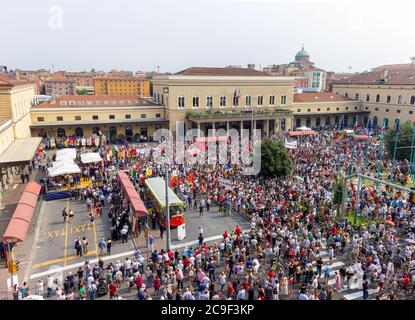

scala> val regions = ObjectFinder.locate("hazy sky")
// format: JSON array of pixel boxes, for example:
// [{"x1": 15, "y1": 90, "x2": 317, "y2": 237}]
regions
[{"x1": 1, "y1": 0, "x2": 414, "y2": 73}]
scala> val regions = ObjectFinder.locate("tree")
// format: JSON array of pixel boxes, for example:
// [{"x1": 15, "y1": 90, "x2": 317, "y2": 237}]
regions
[
  {"x1": 332, "y1": 178, "x2": 344, "y2": 219},
  {"x1": 385, "y1": 120, "x2": 414, "y2": 161},
  {"x1": 259, "y1": 138, "x2": 292, "y2": 178},
  {"x1": 76, "y1": 88, "x2": 88, "y2": 95}
]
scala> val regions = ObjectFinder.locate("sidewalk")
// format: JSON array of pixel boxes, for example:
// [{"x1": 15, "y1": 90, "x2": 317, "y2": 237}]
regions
[{"x1": 0, "y1": 168, "x2": 41, "y2": 300}]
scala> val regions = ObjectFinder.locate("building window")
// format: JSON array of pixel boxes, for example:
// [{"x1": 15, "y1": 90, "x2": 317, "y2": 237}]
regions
[
  {"x1": 386, "y1": 109, "x2": 389, "y2": 112},
  {"x1": 220, "y1": 96, "x2": 226, "y2": 107},
  {"x1": 75, "y1": 116, "x2": 81, "y2": 121},
  {"x1": 397, "y1": 95, "x2": 402, "y2": 104},
  {"x1": 141, "y1": 114, "x2": 146, "y2": 118},
  {"x1": 336, "y1": 107, "x2": 339, "y2": 111},
  {"x1": 345, "y1": 107, "x2": 349, "y2": 110},
  {"x1": 307, "y1": 109, "x2": 311, "y2": 112},
  {"x1": 258, "y1": 96, "x2": 263, "y2": 106},
  {"x1": 327, "y1": 108, "x2": 330, "y2": 111},
  {"x1": 355, "y1": 106, "x2": 358, "y2": 110},
  {"x1": 376, "y1": 94, "x2": 380, "y2": 102},
  {"x1": 206, "y1": 96, "x2": 213, "y2": 108},
  {"x1": 281, "y1": 95, "x2": 287, "y2": 105},
  {"x1": 156, "y1": 113, "x2": 161, "y2": 118},
  {"x1": 233, "y1": 95, "x2": 239, "y2": 106},
  {"x1": 316, "y1": 117, "x2": 321, "y2": 126},
  {"x1": 410, "y1": 111, "x2": 413, "y2": 115},
  {"x1": 375, "y1": 108, "x2": 379, "y2": 111},
  {"x1": 387, "y1": 95, "x2": 391, "y2": 103},
  {"x1": 37, "y1": 117, "x2": 44, "y2": 122},
  {"x1": 410, "y1": 96, "x2": 415, "y2": 105},
  {"x1": 93, "y1": 115, "x2": 99, "y2": 120},
  {"x1": 365, "y1": 107, "x2": 369, "y2": 110},
  {"x1": 57, "y1": 116, "x2": 63, "y2": 121},
  {"x1": 397, "y1": 110, "x2": 401, "y2": 113},
  {"x1": 366, "y1": 94, "x2": 370, "y2": 102},
  {"x1": 355, "y1": 93, "x2": 359, "y2": 100},
  {"x1": 125, "y1": 114, "x2": 131, "y2": 119},
  {"x1": 297, "y1": 109, "x2": 301, "y2": 112},
  {"x1": 345, "y1": 93, "x2": 348, "y2": 98},
  {"x1": 245, "y1": 96, "x2": 252, "y2": 106},
  {"x1": 192, "y1": 96, "x2": 199, "y2": 108},
  {"x1": 109, "y1": 115, "x2": 115, "y2": 120},
  {"x1": 178, "y1": 96, "x2": 185, "y2": 108},
  {"x1": 269, "y1": 96, "x2": 275, "y2": 105},
  {"x1": 317, "y1": 108, "x2": 320, "y2": 111}
]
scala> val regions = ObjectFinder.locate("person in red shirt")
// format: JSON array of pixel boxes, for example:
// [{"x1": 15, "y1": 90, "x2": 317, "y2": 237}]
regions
[
  {"x1": 235, "y1": 225, "x2": 241, "y2": 236},
  {"x1": 136, "y1": 274, "x2": 143, "y2": 290},
  {"x1": 153, "y1": 276, "x2": 161, "y2": 295},
  {"x1": 223, "y1": 230, "x2": 228, "y2": 240},
  {"x1": 109, "y1": 282, "x2": 117, "y2": 299},
  {"x1": 227, "y1": 282, "x2": 234, "y2": 298},
  {"x1": 183, "y1": 257, "x2": 190, "y2": 268}
]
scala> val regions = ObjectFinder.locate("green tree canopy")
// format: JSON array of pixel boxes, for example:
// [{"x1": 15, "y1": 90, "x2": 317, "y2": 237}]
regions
[
  {"x1": 385, "y1": 120, "x2": 415, "y2": 161},
  {"x1": 259, "y1": 138, "x2": 292, "y2": 178}
]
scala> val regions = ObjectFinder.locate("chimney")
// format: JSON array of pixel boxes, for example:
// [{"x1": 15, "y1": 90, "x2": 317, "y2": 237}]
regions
[{"x1": 247, "y1": 64, "x2": 256, "y2": 70}]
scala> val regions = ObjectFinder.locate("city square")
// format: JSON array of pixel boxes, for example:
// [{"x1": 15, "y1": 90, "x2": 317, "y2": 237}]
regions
[{"x1": 0, "y1": 0, "x2": 414, "y2": 308}]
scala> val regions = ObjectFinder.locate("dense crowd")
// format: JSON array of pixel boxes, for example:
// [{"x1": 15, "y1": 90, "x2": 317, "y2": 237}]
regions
[{"x1": 13, "y1": 129, "x2": 415, "y2": 300}]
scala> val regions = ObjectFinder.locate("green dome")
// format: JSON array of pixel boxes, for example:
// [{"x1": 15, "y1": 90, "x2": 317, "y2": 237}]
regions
[{"x1": 296, "y1": 46, "x2": 309, "y2": 57}]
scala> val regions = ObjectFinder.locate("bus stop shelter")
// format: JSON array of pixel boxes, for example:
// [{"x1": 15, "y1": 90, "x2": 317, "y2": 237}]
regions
[{"x1": 116, "y1": 171, "x2": 148, "y2": 236}]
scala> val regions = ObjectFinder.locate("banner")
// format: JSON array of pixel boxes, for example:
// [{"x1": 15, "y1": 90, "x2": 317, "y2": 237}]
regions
[{"x1": 284, "y1": 139, "x2": 298, "y2": 149}]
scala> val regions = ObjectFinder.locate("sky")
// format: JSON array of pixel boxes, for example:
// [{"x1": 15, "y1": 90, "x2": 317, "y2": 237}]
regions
[{"x1": 1, "y1": 0, "x2": 414, "y2": 73}]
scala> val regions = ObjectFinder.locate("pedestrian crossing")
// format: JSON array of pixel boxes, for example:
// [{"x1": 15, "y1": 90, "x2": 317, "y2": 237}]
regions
[{"x1": 312, "y1": 238, "x2": 379, "y2": 300}]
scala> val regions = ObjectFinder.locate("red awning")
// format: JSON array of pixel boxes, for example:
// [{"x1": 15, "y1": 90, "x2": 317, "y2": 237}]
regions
[
  {"x1": 288, "y1": 130, "x2": 317, "y2": 137},
  {"x1": 2, "y1": 182, "x2": 41, "y2": 243},
  {"x1": 3, "y1": 218, "x2": 30, "y2": 243},
  {"x1": 116, "y1": 171, "x2": 148, "y2": 218},
  {"x1": 12, "y1": 203, "x2": 34, "y2": 223}
]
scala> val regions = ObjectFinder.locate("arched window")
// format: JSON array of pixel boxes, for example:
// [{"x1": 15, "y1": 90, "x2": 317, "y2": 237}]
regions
[
  {"x1": 386, "y1": 95, "x2": 391, "y2": 103},
  {"x1": 376, "y1": 94, "x2": 380, "y2": 103},
  {"x1": 384, "y1": 118, "x2": 389, "y2": 128},
  {"x1": 109, "y1": 126, "x2": 117, "y2": 138},
  {"x1": 355, "y1": 93, "x2": 359, "y2": 100},
  {"x1": 296, "y1": 118, "x2": 301, "y2": 128},
  {"x1": 345, "y1": 92, "x2": 348, "y2": 98},
  {"x1": 57, "y1": 128, "x2": 66, "y2": 137},
  {"x1": 410, "y1": 96, "x2": 415, "y2": 105},
  {"x1": 92, "y1": 127, "x2": 101, "y2": 135},
  {"x1": 306, "y1": 117, "x2": 311, "y2": 128},
  {"x1": 366, "y1": 94, "x2": 370, "y2": 102},
  {"x1": 397, "y1": 95, "x2": 402, "y2": 104}
]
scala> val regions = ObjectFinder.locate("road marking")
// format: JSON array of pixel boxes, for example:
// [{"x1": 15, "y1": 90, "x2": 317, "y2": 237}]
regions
[
  {"x1": 64, "y1": 199, "x2": 69, "y2": 267},
  {"x1": 29, "y1": 229, "x2": 250, "y2": 280},
  {"x1": 343, "y1": 288, "x2": 377, "y2": 300},
  {"x1": 32, "y1": 250, "x2": 98, "y2": 269}
]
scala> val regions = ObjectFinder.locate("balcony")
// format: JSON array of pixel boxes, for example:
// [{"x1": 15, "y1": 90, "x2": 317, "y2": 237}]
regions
[{"x1": 187, "y1": 108, "x2": 292, "y2": 122}]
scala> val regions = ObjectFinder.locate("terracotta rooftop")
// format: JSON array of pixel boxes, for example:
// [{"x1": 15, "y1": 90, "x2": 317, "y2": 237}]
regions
[
  {"x1": 335, "y1": 68, "x2": 415, "y2": 85},
  {"x1": 293, "y1": 93, "x2": 353, "y2": 103},
  {"x1": 372, "y1": 63, "x2": 415, "y2": 71},
  {"x1": 93, "y1": 77, "x2": 146, "y2": 81},
  {"x1": 175, "y1": 67, "x2": 270, "y2": 77},
  {"x1": 0, "y1": 73, "x2": 36, "y2": 87},
  {"x1": 53, "y1": 95, "x2": 141, "y2": 101}
]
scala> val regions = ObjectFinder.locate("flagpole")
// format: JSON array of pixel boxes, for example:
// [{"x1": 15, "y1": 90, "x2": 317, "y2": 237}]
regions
[
  {"x1": 337, "y1": 115, "x2": 345, "y2": 177},
  {"x1": 410, "y1": 123, "x2": 415, "y2": 181},
  {"x1": 363, "y1": 118, "x2": 371, "y2": 174},
  {"x1": 376, "y1": 118, "x2": 386, "y2": 187},
  {"x1": 390, "y1": 120, "x2": 400, "y2": 183}
]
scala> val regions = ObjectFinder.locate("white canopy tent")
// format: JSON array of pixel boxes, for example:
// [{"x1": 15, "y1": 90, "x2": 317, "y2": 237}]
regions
[
  {"x1": 55, "y1": 148, "x2": 77, "y2": 161},
  {"x1": 80, "y1": 152, "x2": 103, "y2": 164},
  {"x1": 296, "y1": 126, "x2": 311, "y2": 131},
  {"x1": 48, "y1": 159, "x2": 81, "y2": 177}
]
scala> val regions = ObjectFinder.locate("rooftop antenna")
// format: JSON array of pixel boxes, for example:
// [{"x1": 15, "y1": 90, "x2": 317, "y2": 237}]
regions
[
  {"x1": 52, "y1": 64, "x2": 55, "y2": 73},
  {"x1": 157, "y1": 66, "x2": 160, "y2": 73},
  {"x1": 348, "y1": 66, "x2": 352, "y2": 73}
]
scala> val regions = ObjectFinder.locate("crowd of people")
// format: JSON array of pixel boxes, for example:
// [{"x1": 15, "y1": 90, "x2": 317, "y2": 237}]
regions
[{"x1": 14, "y1": 128, "x2": 415, "y2": 300}]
